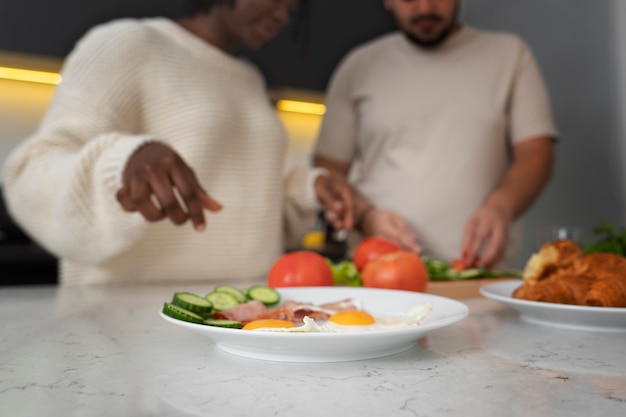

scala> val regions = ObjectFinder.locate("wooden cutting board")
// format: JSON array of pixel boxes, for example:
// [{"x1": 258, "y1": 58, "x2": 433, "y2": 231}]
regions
[{"x1": 426, "y1": 277, "x2": 519, "y2": 299}]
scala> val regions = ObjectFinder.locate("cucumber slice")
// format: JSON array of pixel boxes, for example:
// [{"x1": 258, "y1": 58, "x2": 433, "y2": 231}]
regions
[
  {"x1": 213, "y1": 285, "x2": 247, "y2": 304},
  {"x1": 162, "y1": 302, "x2": 205, "y2": 324},
  {"x1": 246, "y1": 285, "x2": 280, "y2": 306},
  {"x1": 172, "y1": 292, "x2": 213, "y2": 316},
  {"x1": 204, "y1": 319, "x2": 243, "y2": 329},
  {"x1": 205, "y1": 292, "x2": 240, "y2": 311},
  {"x1": 459, "y1": 268, "x2": 489, "y2": 279}
]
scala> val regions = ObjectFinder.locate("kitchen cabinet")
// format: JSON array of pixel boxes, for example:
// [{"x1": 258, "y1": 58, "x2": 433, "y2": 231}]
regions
[{"x1": 0, "y1": 188, "x2": 58, "y2": 285}]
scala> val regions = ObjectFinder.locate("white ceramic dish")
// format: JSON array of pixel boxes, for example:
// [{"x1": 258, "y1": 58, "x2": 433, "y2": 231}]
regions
[
  {"x1": 480, "y1": 280, "x2": 626, "y2": 332},
  {"x1": 160, "y1": 286, "x2": 469, "y2": 362}
]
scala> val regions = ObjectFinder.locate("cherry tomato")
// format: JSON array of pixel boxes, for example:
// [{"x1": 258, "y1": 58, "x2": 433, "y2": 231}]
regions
[
  {"x1": 361, "y1": 251, "x2": 428, "y2": 292},
  {"x1": 353, "y1": 237, "x2": 401, "y2": 272},
  {"x1": 267, "y1": 251, "x2": 334, "y2": 288},
  {"x1": 450, "y1": 258, "x2": 467, "y2": 272}
]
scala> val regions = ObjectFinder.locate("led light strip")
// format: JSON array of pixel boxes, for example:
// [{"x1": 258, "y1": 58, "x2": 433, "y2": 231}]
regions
[
  {"x1": 0, "y1": 68, "x2": 324, "y2": 115},
  {"x1": 276, "y1": 99, "x2": 326, "y2": 116},
  {"x1": 0, "y1": 66, "x2": 62, "y2": 85}
]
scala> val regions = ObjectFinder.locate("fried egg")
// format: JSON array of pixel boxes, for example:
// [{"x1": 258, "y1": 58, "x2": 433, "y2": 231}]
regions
[
  {"x1": 243, "y1": 303, "x2": 432, "y2": 333},
  {"x1": 242, "y1": 319, "x2": 296, "y2": 330}
]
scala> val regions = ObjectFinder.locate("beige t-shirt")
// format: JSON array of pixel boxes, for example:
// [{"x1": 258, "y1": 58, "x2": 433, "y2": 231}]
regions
[{"x1": 315, "y1": 27, "x2": 557, "y2": 267}]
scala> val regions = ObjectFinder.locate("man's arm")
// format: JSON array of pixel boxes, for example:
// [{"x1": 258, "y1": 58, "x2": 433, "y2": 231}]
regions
[{"x1": 463, "y1": 135, "x2": 555, "y2": 267}]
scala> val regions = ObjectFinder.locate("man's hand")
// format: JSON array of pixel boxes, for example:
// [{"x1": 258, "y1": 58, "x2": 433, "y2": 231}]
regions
[
  {"x1": 461, "y1": 204, "x2": 511, "y2": 268},
  {"x1": 461, "y1": 136, "x2": 554, "y2": 268},
  {"x1": 116, "y1": 142, "x2": 222, "y2": 231},
  {"x1": 314, "y1": 174, "x2": 353, "y2": 231},
  {"x1": 361, "y1": 208, "x2": 421, "y2": 253}
]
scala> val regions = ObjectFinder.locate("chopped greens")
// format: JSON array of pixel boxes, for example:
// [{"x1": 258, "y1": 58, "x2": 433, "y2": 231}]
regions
[
  {"x1": 326, "y1": 256, "x2": 521, "y2": 284},
  {"x1": 423, "y1": 257, "x2": 521, "y2": 281}
]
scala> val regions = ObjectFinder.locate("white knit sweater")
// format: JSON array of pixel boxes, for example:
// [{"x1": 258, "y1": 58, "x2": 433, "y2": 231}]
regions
[{"x1": 2, "y1": 18, "x2": 322, "y2": 285}]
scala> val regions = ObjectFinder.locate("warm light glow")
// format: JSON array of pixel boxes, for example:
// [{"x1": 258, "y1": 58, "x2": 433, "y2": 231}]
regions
[
  {"x1": 276, "y1": 99, "x2": 326, "y2": 116},
  {"x1": 0, "y1": 66, "x2": 62, "y2": 85}
]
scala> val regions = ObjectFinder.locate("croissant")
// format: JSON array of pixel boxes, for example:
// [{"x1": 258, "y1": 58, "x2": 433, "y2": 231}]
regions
[
  {"x1": 568, "y1": 252, "x2": 626, "y2": 275},
  {"x1": 513, "y1": 240, "x2": 626, "y2": 307},
  {"x1": 512, "y1": 272, "x2": 594, "y2": 305},
  {"x1": 522, "y1": 239, "x2": 583, "y2": 284},
  {"x1": 584, "y1": 269, "x2": 626, "y2": 307}
]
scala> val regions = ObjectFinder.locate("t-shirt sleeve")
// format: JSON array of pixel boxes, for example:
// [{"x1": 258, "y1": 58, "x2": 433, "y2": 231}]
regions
[
  {"x1": 313, "y1": 53, "x2": 360, "y2": 163},
  {"x1": 509, "y1": 39, "x2": 558, "y2": 144},
  {"x1": 1, "y1": 20, "x2": 157, "y2": 264}
]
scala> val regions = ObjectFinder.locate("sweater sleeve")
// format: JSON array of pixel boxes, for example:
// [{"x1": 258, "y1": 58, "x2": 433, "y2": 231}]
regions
[
  {"x1": 2, "y1": 20, "x2": 158, "y2": 264},
  {"x1": 283, "y1": 165, "x2": 327, "y2": 213},
  {"x1": 281, "y1": 163, "x2": 328, "y2": 250}
]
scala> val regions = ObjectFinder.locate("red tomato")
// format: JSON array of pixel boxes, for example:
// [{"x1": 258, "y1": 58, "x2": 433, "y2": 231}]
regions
[
  {"x1": 361, "y1": 251, "x2": 428, "y2": 292},
  {"x1": 450, "y1": 258, "x2": 467, "y2": 272},
  {"x1": 267, "y1": 251, "x2": 334, "y2": 288},
  {"x1": 353, "y1": 237, "x2": 401, "y2": 272},
  {"x1": 451, "y1": 254, "x2": 478, "y2": 271}
]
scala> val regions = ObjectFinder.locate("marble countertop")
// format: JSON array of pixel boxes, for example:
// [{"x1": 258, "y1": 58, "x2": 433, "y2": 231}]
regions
[{"x1": 1, "y1": 283, "x2": 625, "y2": 417}]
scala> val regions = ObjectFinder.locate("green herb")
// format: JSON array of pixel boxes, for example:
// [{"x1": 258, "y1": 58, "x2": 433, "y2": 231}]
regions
[{"x1": 584, "y1": 222, "x2": 626, "y2": 256}]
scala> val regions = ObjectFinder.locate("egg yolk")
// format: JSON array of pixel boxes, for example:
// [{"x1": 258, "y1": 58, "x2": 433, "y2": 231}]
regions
[
  {"x1": 328, "y1": 310, "x2": 375, "y2": 326},
  {"x1": 242, "y1": 319, "x2": 297, "y2": 330}
]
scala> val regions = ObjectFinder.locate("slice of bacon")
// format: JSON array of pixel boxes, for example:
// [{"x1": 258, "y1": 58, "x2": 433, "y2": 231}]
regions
[
  {"x1": 214, "y1": 298, "x2": 364, "y2": 327},
  {"x1": 282, "y1": 297, "x2": 361, "y2": 314},
  {"x1": 242, "y1": 308, "x2": 295, "y2": 325},
  {"x1": 212, "y1": 300, "x2": 267, "y2": 322},
  {"x1": 292, "y1": 310, "x2": 330, "y2": 324},
  {"x1": 281, "y1": 297, "x2": 362, "y2": 324},
  {"x1": 320, "y1": 297, "x2": 361, "y2": 311}
]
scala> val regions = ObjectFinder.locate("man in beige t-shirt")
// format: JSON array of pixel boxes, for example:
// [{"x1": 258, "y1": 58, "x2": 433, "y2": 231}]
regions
[{"x1": 314, "y1": 0, "x2": 557, "y2": 268}]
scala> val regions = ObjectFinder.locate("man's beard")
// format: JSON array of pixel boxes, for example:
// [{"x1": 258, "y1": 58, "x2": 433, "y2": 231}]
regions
[
  {"x1": 405, "y1": 21, "x2": 456, "y2": 48},
  {"x1": 401, "y1": 5, "x2": 460, "y2": 49}
]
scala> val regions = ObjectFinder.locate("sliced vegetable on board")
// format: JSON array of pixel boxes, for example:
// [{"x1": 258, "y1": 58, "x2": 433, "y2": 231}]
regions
[{"x1": 423, "y1": 257, "x2": 521, "y2": 281}]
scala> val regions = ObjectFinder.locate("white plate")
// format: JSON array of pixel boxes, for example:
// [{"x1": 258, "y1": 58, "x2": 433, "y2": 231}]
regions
[
  {"x1": 160, "y1": 286, "x2": 469, "y2": 362},
  {"x1": 480, "y1": 280, "x2": 626, "y2": 332}
]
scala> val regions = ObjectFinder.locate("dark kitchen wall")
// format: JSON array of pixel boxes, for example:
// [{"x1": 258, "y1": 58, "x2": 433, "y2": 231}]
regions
[
  {"x1": 0, "y1": 1, "x2": 181, "y2": 56},
  {"x1": 0, "y1": 0, "x2": 395, "y2": 91}
]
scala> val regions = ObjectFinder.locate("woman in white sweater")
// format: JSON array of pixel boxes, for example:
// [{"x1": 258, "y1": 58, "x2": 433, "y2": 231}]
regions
[{"x1": 2, "y1": 0, "x2": 352, "y2": 285}]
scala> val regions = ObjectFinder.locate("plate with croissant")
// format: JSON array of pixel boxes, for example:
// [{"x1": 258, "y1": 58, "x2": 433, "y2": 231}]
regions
[{"x1": 480, "y1": 240, "x2": 626, "y2": 332}]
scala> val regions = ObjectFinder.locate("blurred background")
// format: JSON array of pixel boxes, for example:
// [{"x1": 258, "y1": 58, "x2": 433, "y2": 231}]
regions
[{"x1": 0, "y1": 0, "x2": 625, "y2": 283}]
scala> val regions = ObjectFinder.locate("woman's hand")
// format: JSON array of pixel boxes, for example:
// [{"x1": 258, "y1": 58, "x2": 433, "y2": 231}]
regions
[
  {"x1": 116, "y1": 142, "x2": 222, "y2": 230},
  {"x1": 314, "y1": 173, "x2": 354, "y2": 231},
  {"x1": 361, "y1": 208, "x2": 421, "y2": 253}
]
